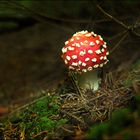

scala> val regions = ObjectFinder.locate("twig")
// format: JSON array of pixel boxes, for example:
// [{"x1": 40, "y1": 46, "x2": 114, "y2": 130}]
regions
[
  {"x1": 9, "y1": 94, "x2": 50, "y2": 115},
  {"x1": 61, "y1": 110, "x2": 85, "y2": 125},
  {"x1": 133, "y1": 18, "x2": 140, "y2": 29},
  {"x1": 72, "y1": 110, "x2": 89, "y2": 115},
  {"x1": 91, "y1": 107, "x2": 105, "y2": 112},
  {"x1": 110, "y1": 30, "x2": 129, "y2": 53},
  {"x1": 97, "y1": 4, "x2": 140, "y2": 38},
  {"x1": 69, "y1": 71, "x2": 85, "y2": 100},
  {"x1": 89, "y1": 93, "x2": 106, "y2": 102},
  {"x1": 107, "y1": 30, "x2": 127, "y2": 41},
  {"x1": 4, "y1": 0, "x2": 73, "y2": 32},
  {"x1": 59, "y1": 126, "x2": 74, "y2": 133},
  {"x1": 97, "y1": 5, "x2": 129, "y2": 30},
  {"x1": 32, "y1": 131, "x2": 48, "y2": 138},
  {"x1": 110, "y1": 86, "x2": 129, "y2": 92},
  {"x1": 131, "y1": 30, "x2": 140, "y2": 37}
]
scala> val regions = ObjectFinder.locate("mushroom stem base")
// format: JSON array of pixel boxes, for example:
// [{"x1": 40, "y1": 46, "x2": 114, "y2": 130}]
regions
[{"x1": 77, "y1": 70, "x2": 100, "y2": 91}]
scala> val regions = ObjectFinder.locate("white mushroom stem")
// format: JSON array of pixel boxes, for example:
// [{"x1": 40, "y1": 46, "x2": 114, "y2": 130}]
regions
[{"x1": 77, "y1": 70, "x2": 100, "y2": 91}]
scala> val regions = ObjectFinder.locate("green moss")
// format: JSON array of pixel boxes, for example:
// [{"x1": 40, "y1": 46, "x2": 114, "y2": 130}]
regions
[{"x1": 7, "y1": 94, "x2": 67, "y2": 139}]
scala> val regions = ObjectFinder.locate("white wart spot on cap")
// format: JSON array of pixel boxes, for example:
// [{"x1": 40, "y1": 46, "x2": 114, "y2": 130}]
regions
[
  {"x1": 106, "y1": 51, "x2": 109, "y2": 55},
  {"x1": 98, "y1": 35, "x2": 103, "y2": 41},
  {"x1": 96, "y1": 40, "x2": 100, "y2": 45},
  {"x1": 84, "y1": 40, "x2": 88, "y2": 43},
  {"x1": 72, "y1": 55, "x2": 77, "y2": 59},
  {"x1": 92, "y1": 58, "x2": 97, "y2": 62},
  {"x1": 80, "y1": 42, "x2": 84, "y2": 45},
  {"x1": 79, "y1": 31, "x2": 84, "y2": 34},
  {"x1": 82, "y1": 69, "x2": 87, "y2": 72},
  {"x1": 70, "y1": 38, "x2": 74, "y2": 42},
  {"x1": 82, "y1": 62, "x2": 86, "y2": 66},
  {"x1": 85, "y1": 58, "x2": 90, "y2": 62},
  {"x1": 88, "y1": 66, "x2": 93, "y2": 71},
  {"x1": 85, "y1": 33, "x2": 91, "y2": 37},
  {"x1": 79, "y1": 51, "x2": 85, "y2": 56},
  {"x1": 104, "y1": 56, "x2": 107, "y2": 60},
  {"x1": 95, "y1": 49, "x2": 101, "y2": 54},
  {"x1": 66, "y1": 55, "x2": 71, "y2": 61},
  {"x1": 65, "y1": 41, "x2": 69, "y2": 45},
  {"x1": 104, "y1": 60, "x2": 109, "y2": 65},
  {"x1": 93, "y1": 64, "x2": 99, "y2": 68},
  {"x1": 78, "y1": 60, "x2": 82, "y2": 65},
  {"x1": 72, "y1": 43, "x2": 76, "y2": 46},
  {"x1": 88, "y1": 50, "x2": 93, "y2": 54},
  {"x1": 64, "y1": 60, "x2": 68, "y2": 64},
  {"x1": 90, "y1": 42, "x2": 95, "y2": 46},
  {"x1": 91, "y1": 31, "x2": 95, "y2": 35},
  {"x1": 82, "y1": 30, "x2": 88, "y2": 34},
  {"x1": 76, "y1": 37, "x2": 80, "y2": 40},
  {"x1": 75, "y1": 43, "x2": 80, "y2": 47},
  {"x1": 100, "y1": 63, "x2": 104, "y2": 67},
  {"x1": 72, "y1": 62, "x2": 78, "y2": 66},
  {"x1": 100, "y1": 56, "x2": 104, "y2": 60},
  {"x1": 77, "y1": 31, "x2": 87, "y2": 35},
  {"x1": 103, "y1": 44, "x2": 107, "y2": 48},
  {"x1": 68, "y1": 46, "x2": 74, "y2": 51},
  {"x1": 101, "y1": 48, "x2": 105, "y2": 52},
  {"x1": 69, "y1": 66, "x2": 75, "y2": 70},
  {"x1": 62, "y1": 48, "x2": 67, "y2": 53}
]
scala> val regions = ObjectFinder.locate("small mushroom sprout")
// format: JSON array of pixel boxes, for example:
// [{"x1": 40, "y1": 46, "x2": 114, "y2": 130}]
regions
[{"x1": 61, "y1": 30, "x2": 109, "y2": 91}]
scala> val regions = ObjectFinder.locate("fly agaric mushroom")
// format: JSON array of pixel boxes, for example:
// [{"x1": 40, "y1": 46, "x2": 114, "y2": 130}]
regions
[{"x1": 61, "y1": 30, "x2": 109, "y2": 91}]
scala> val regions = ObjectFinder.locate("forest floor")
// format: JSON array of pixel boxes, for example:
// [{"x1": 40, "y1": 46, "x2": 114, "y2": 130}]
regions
[{"x1": 0, "y1": 59, "x2": 139, "y2": 140}]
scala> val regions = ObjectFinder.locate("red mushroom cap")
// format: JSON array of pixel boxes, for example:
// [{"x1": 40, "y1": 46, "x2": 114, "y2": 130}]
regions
[{"x1": 61, "y1": 30, "x2": 109, "y2": 72}]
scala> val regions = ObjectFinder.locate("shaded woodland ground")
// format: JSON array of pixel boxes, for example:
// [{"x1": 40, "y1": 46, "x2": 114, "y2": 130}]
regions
[{"x1": 0, "y1": 0, "x2": 140, "y2": 139}]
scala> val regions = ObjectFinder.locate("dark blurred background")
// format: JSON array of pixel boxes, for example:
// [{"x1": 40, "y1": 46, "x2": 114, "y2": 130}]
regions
[{"x1": 0, "y1": 0, "x2": 140, "y2": 107}]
